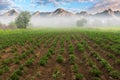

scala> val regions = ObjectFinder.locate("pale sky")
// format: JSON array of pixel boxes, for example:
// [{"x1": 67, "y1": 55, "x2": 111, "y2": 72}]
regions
[{"x1": 0, "y1": 0, "x2": 120, "y2": 13}]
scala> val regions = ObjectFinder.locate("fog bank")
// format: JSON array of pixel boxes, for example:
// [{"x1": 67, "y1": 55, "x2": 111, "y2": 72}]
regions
[{"x1": 0, "y1": 16, "x2": 120, "y2": 28}]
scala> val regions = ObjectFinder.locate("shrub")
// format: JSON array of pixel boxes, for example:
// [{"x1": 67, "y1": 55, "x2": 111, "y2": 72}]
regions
[{"x1": 56, "y1": 55, "x2": 64, "y2": 63}]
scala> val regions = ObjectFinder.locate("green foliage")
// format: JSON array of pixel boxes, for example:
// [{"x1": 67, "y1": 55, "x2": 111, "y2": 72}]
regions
[
  {"x1": 90, "y1": 68, "x2": 102, "y2": 77},
  {"x1": 52, "y1": 68, "x2": 60, "y2": 80},
  {"x1": 39, "y1": 56, "x2": 48, "y2": 66},
  {"x1": 77, "y1": 44, "x2": 85, "y2": 52},
  {"x1": 0, "y1": 69, "x2": 3, "y2": 75},
  {"x1": 56, "y1": 55, "x2": 64, "y2": 63},
  {"x1": 107, "y1": 54, "x2": 115, "y2": 59},
  {"x1": 72, "y1": 64, "x2": 79, "y2": 73},
  {"x1": 115, "y1": 59, "x2": 120, "y2": 64},
  {"x1": 9, "y1": 72, "x2": 19, "y2": 80},
  {"x1": 59, "y1": 48, "x2": 64, "y2": 54},
  {"x1": 109, "y1": 71, "x2": 120, "y2": 79},
  {"x1": 68, "y1": 44, "x2": 74, "y2": 54},
  {"x1": 93, "y1": 77, "x2": 101, "y2": 80},
  {"x1": 14, "y1": 58, "x2": 20, "y2": 64},
  {"x1": 100, "y1": 59, "x2": 113, "y2": 72},
  {"x1": 75, "y1": 73, "x2": 84, "y2": 80},
  {"x1": 2, "y1": 58, "x2": 13, "y2": 65},
  {"x1": 69, "y1": 54, "x2": 76, "y2": 64},
  {"x1": 25, "y1": 58, "x2": 34, "y2": 67},
  {"x1": 9, "y1": 67, "x2": 23, "y2": 80},
  {"x1": 15, "y1": 11, "x2": 31, "y2": 28}
]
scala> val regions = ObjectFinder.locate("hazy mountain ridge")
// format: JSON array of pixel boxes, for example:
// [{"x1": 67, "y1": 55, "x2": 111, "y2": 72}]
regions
[
  {"x1": 2, "y1": 9, "x2": 18, "y2": 16},
  {"x1": 1, "y1": 8, "x2": 120, "y2": 17}
]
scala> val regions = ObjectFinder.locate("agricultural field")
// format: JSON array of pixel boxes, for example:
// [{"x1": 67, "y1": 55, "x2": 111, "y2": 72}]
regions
[{"x1": 0, "y1": 28, "x2": 120, "y2": 80}]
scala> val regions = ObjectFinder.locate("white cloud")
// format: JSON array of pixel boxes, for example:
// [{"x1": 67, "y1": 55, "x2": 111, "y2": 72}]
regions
[
  {"x1": 32, "y1": 0, "x2": 95, "y2": 6},
  {"x1": 89, "y1": 0, "x2": 120, "y2": 13}
]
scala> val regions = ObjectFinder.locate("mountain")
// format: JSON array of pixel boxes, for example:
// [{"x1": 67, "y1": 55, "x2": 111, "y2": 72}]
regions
[
  {"x1": 114, "y1": 10, "x2": 120, "y2": 17},
  {"x1": 50, "y1": 8, "x2": 73, "y2": 16},
  {"x1": 94, "y1": 9, "x2": 114, "y2": 17},
  {"x1": 76, "y1": 11, "x2": 88, "y2": 16},
  {"x1": 1, "y1": 8, "x2": 120, "y2": 17},
  {"x1": 32, "y1": 11, "x2": 40, "y2": 16},
  {"x1": 40, "y1": 12, "x2": 51, "y2": 17},
  {"x1": 3, "y1": 9, "x2": 18, "y2": 16}
]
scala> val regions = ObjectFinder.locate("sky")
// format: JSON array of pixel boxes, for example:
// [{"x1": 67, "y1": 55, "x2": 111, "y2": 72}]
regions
[{"x1": 0, "y1": 0, "x2": 120, "y2": 14}]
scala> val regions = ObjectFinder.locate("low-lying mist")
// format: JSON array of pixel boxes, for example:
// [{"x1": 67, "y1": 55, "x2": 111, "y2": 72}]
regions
[{"x1": 0, "y1": 16, "x2": 120, "y2": 28}]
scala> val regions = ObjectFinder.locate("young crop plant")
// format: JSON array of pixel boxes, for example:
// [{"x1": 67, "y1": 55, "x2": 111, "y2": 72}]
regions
[
  {"x1": 72, "y1": 64, "x2": 79, "y2": 73},
  {"x1": 107, "y1": 53, "x2": 116, "y2": 59},
  {"x1": 59, "y1": 48, "x2": 64, "y2": 54},
  {"x1": 75, "y1": 73, "x2": 84, "y2": 80},
  {"x1": 46, "y1": 52, "x2": 52, "y2": 58},
  {"x1": 93, "y1": 77, "x2": 101, "y2": 80},
  {"x1": 68, "y1": 44, "x2": 74, "y2": 54},
  {"x1": 39, "y1": 56, "x2": 48, "y2": 66},
  {"x1": 100, "y1": 59, "x2": 113, "y2": 72},
  {"x1": 90, "y1": 67, "x2": 102, "y2": 77},
  {"x1": 69, "y1": 54, "x2": 76, "y2": 64},
  {"x1": 48, "y1": 48, "x2": 54, "y2": 55},
  {"x1": 56, "y1": 55, "x2": 64, "y2": 64},
  {"x1": 115, "y1": 59, "x2": 120, "y2": 65},
  {"x1": 0, "y1": 69, "x2": 3, "y2": 75},
  {"x1": 25, "y1": 58, "x2": 34, "y2": 67},
  {"x1": 77, "y1": 44, "x2": 85, "y2": 52},
  {"x1": 9, "y1": 47, "x2": 17, "y2": 53},
  {"x1": 109, "y1": 70, "x2": 120, "y2": 79},
  {"x1": 14, "y1": 58, "x2": 20, "y2": 64},
  {"x1": 52, "y1": 68, "x2": 60, "y2": 80},
  {"x1": 9, "y1": 72, "x2": 19, "y2": 80},
  {"x1": 20, "y1": 52, "x2": 28, "y2": 59},
  {"x1": 3, "y1": 65, "x2": 9, "y2": 72},
  {"x1": 87, "y1": 60, "x2": 95, "y2": 67},
  {"x1": 9, "y1": 64, "x2": 24, "y2": 80},
  {"x1": 2, "y1": 58, "x2": 13, "y2": 65}
]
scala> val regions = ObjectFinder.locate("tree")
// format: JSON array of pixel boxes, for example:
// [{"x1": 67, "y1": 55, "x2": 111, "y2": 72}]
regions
[
  {"x1": 76, "y1": 18, "x2": 87, "y2": 27},
  {"x1": 15, "y1": 11, "x2": 31, "y2": 29}
]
